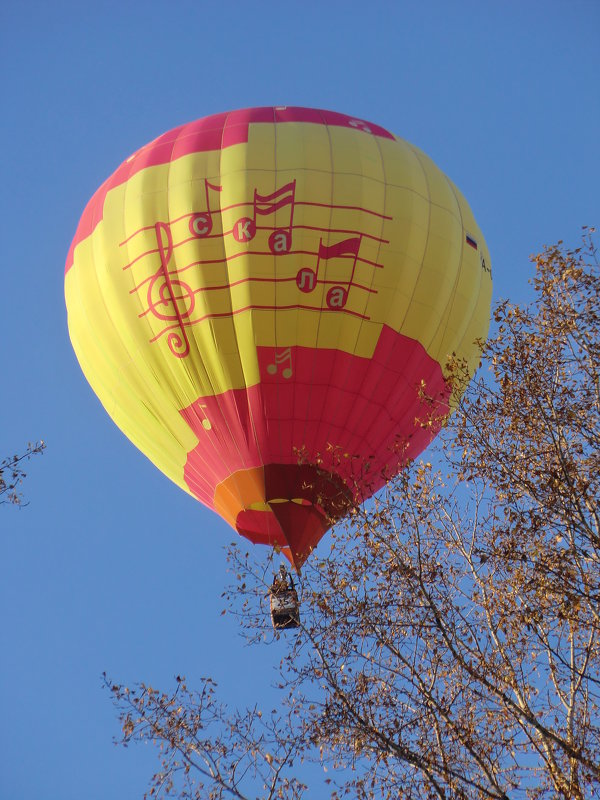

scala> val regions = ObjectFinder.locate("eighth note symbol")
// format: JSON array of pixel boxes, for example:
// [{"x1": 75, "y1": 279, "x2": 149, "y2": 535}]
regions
[
  {"x1": 199, "y1": 403, "x2": 212, "y2": 430},
  {"x1": 267, "y1": 348, "x2": 293, "y2": 379}
]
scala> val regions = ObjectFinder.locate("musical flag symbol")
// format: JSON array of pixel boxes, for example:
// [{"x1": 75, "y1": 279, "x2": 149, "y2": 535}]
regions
[
  {"x1": 145, "y1": 222, "x2": 194, "y2": 358},
  {"x1": 233, "y1": 181, "x2": 296, "y2": 254},
  {"x1": 295, "y1": 236, "x2": 362, "y2": 310},
  {"x1": 317, "y1": 237, "x2": 361, "y2": 261},
  {"x1": 189, "y1": 179, "x2": 223, "y2": 238},
  {"x1": 348, "y1": 118, "x2": 372, "y2": 133},
  {"x1": 267, "y1": 348, "x2": 293, "y2": 379},
  {"x1": 199, "y1": 403, "x2": 212, "y2": 430}
]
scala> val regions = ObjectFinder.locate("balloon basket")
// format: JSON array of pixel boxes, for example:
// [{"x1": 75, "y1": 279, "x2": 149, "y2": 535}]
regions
[{"x1": 270, "y1": 589, "x2": 300, "y2": 630}]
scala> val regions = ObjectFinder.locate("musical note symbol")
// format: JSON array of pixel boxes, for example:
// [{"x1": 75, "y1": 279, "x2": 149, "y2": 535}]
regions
[
  {"x1": 348, "y1": 118, "x2": 372, "y2": 133},
  {"x1": 189, "y1": 179, "x2": 223, "y2": 238},
  {"x1": 146, "y1": 222, "x2": 194, "y2": 358},
  {"x1": 267, "y1": 348, "x2": 293, "y2": 379},
  {"x1": 233, "y1": 181, "x2": 296, "y2": 254},
  {"x1": 295, "y1": 236, "x2": 362, "y2": 309},
  {"x1": 199, "y1": 403, "x2": 212, "y2": 430}
]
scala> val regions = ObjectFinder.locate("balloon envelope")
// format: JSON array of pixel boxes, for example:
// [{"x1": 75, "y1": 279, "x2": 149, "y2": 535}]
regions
[{"x1": 65, "y1": 107, "x2": 492, "y2": 567}]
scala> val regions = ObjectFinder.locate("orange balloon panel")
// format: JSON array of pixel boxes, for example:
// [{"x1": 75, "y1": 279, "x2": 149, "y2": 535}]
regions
[{"x1": 65, "y1": 107, "x2": 492, "y2": 568}]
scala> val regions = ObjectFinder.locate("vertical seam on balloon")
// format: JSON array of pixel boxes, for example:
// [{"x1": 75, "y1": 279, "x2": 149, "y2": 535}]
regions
[
  {"x1": 97, "y1": 163, "x2": 144, "y2": 418},
  {"x1": 171, "y1": 121, "x2": 238, "y2": 501},
  {"x1": 86, "y1": 155, "x2": 190, "y2": 498},
  {"x1": 209, "y1": 114, "x2": 251, "y2": 470},
  {"x1": 443, "y1": 179, "x2": 486, "y2": 373},
  {"x1": 327, "y1": 131, "x2": 365, "y2": 491},
  {"x1": 239, "y1": 114, "x2": 268, "y2": 479},
  {"x1": 217, "y1": 112, "x2": 264, "y2": 477},
  {"x1": 313, "y1": 120, "x2": 385, "y2": 496},
  {"x1": 350, "y1": 137, "x2": 431, "y2": 487},
  {"x1": 363, "y1": 345, "x2": 447, "y2": 495},
  {"x1": 191, "y1": 115, "x2": 248, "y2": 486},
  {"x1": 320, "y1": 129, "x2": 375, "y2": 494},
  {"x1": 165, "y1": 125, "x2": 226, "y2": 493},
  {"x1": 157, "y1": 129, "x2": 226, "y2": 494},
  {"x1": 120, "y1": 148, "x2": 168, "y2": 455},
  {"x1": 287, "y1": 132, "x2": 307, "y2": 485},
  {"x1": 397, "y1": 143, "x2": 433, "y2": 339},
  {"x1": 144, "y1": 120, "x2": 241, "y2": 508},
  {"x1": 287, "y1": 137, "x2": 303, "y2": 485},
  {"x1": 216, "y1": 113, "x2": 269, "y2": 524},
  {"x1": 75, "y1": 191, "x2": 117, "y2": 425},
  {"x1": 168, "y1": 125, "x2": 194, "y2": 404},
  {"x1": 322, "y1": 118, "x2": 355, "y2": 479},
  {"x1": 182, "y1": 113, "x2": 257, "y2": 519},
  {"x1": 271, "y1": 108, "x2": 287, "y2": 468},
  {"x1": 453, "y1": 260, "x2": 488, "y2": 365},
  {"x1": 385, "y1": 142, "x2": 442, "y2": 467},
  {"x1": 296, "y1": 124, "x2": 321, "y2": 460},
  {"x1": 299, "y1": 109, "x2": 337, "y2": 468},
  {"x1": 346, "y1": 129, "x2": 390, "y2": 492},
  {"x1": 422, "y1": 170, "x2": 468, "y2": 370}
]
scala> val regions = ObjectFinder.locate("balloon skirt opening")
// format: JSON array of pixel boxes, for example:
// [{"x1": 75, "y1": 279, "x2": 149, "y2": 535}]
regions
[{"x1": 215, "y1": 463, "x2": 352, "y2": 569}]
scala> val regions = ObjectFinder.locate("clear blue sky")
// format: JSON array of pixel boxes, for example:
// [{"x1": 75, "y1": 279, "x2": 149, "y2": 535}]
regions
[{"x1": 1, "y1": 2, "x2": 598, "y2": 798}]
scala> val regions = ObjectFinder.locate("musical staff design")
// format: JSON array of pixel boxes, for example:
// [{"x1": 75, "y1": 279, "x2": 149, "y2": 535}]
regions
[
  {"x1": 233, "y1": 181, "x2": 296, "y2": 254},
  {"x1": 295, "y1": 236, "x2": 367, "y2": 310},
  {"x1": 144, "y1": 222, "x2": 194, "y2": 358},
  {"x1": 121, "y1": 179, "x2": 390, "y2": 359},
  {"x1": 189, "y1": 180, "x2": 223, "y2": 238}
]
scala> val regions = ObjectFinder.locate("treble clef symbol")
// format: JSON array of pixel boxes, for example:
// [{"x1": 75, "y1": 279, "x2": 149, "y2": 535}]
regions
[{"x1": 146, "y1": 221, "x2": 194, "y2": 358}]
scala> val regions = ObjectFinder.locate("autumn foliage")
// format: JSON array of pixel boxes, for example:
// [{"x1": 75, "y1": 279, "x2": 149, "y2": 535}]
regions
[{"x1": 108, "y1": 231, "x2": 599, "y2": 799}]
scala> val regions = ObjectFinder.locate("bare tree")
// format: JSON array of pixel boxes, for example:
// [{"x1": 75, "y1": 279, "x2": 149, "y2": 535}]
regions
[
  {"x1": 0, "y1": 441, "x2": 45, "y2": 506},
  {"x1": 107, "y1": 231, "x2": 600, "y2": 799}
]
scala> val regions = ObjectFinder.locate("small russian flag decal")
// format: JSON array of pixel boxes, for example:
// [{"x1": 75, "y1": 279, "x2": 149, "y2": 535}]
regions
[{"x1": 466, "y1": 234, "x2": 478, "y2": 250}]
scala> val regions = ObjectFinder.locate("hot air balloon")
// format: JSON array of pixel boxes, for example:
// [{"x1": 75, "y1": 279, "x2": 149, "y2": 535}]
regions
[{"x1": 65, "y1": 106, "x2": 492, "y2": 573}]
